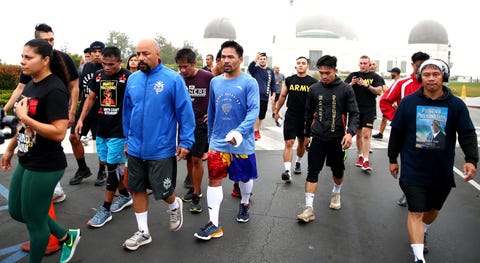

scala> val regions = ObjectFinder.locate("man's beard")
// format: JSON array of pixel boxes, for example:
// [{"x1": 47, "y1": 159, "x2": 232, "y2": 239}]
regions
[{"x1": 139, "y1": 62, "x2": 151, "y2": 73}]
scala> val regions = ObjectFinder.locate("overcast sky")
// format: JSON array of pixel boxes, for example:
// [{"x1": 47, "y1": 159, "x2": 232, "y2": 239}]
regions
[{"x1": 2, "y1": 0, "x2": 479, "y2": 78}]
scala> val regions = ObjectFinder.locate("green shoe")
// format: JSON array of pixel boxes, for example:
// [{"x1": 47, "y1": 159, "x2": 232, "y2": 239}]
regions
[{"x1": 60, "y1": 229, "x2": 81, "y2": 263}]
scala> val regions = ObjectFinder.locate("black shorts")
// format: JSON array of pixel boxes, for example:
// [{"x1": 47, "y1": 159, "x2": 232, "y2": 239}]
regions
[
  {"x1": 306, "y1": 138, "x2": 345, "y2": 182},
  {"x1": 127, "y1": 155, "x2": 176, "y2": 200},
  {"x1": 358, "y1": 107, "x2": 376, "y2": 129},
  {"x1": 400, "y1": 182, "x2": 452, "y2": 212},
  {"x1": 258, "y1": 100, "x2": 268, "y2": 120},
  {"x1": 283, "y1": 112, "x2": 305, "y2": 141},
  {"x1": 188, "y1": 125, "x2": 208, "y2": 158},
  {"x1": 70, "y1": 113, "x2": 98, "y2": 139}
]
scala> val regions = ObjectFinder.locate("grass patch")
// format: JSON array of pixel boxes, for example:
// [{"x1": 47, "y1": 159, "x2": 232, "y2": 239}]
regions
[{"x1": 449, "y1": 82, "x2": 480, "y2": 97}]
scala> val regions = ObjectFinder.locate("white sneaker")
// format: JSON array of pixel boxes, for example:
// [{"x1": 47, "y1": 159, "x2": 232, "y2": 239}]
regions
[
  {"x1": 297, "y1": 206, "x2": 315, "y2": 223},
  {"x1": 329, "y1": 192, "x2": 341, "y2": 210},
  {"x1": 123, "y1": 231, "x2": 152, "y2": 251},
  {"x1": 168, "y1": 197, "x2": 183, "y2": 232},
  {"x1": 52, "y1": 190, "x2": 66, "y2": 203}
]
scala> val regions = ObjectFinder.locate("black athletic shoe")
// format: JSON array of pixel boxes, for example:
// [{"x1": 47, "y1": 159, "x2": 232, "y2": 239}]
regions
[
  {"x1": 281, "y1": 170, "x2": 291, "y2": 183},
  {"x1": 190, "y1": 195, "x2": 203, "y2": 214},
  {"x1": 293, "y1": 162, "x2": 302, "y2": 174},
  {"x1": 183, "y1": 175, "x2": 192, "y2": 189},
  {"x1": 397, "y1": 194, "x2": 408, "y2": 207},
  {"x1": 372, "y1": 133, "x2": 383, "y2": 139},
  {"x1": 94, "y1": 171, "x2": 106, "y2": 186},
  {"x1": 424, "y1": 232, "x2": 429, "y2": 254},
  {"x1": 182, "y1": 188, "x2": 202, "y2": 202},
  {"x1": 69, "y1": 168, "x2": 92, "y2": 185},
  {"x1": 236, "y1": 204, "x2": 249, "y2": 223}
]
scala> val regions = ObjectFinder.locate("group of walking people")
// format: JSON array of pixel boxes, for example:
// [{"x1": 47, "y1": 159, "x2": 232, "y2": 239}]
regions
[{"x1": 1, "y1": 22, "x2": 477, "y2": 263}]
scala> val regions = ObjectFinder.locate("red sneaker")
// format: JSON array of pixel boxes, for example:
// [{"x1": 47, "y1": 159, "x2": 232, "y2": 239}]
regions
[
  {"x1": 355, "y1": 156, "x2": 364, "y2": 167},
  {"x1": 362, "y1": 160, "x2": 372, "y2": 171},
  {"x1": 231, "y1": 187, "x2": 241, "y2": 198},
  {"x1": 254, "y1": 130, "x2": 261, "y2": 140}
]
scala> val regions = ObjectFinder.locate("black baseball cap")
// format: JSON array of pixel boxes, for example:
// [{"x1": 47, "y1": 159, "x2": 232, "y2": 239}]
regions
[
  {"x1": 388, "y1": 67, "x2": 401, "y2": 74},
  {"x1": 90, "y1": 41, "x2": 105, "y2": 51}
]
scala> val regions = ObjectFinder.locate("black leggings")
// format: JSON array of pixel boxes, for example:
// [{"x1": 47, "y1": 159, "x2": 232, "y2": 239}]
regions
[{"x1": 8, "y1": 164, "x2": 67, "y2": 263}]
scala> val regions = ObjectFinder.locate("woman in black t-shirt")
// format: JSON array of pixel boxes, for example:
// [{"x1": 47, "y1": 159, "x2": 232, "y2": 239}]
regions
[{"x1": 1, "y1": 38, "x2": 80, "y2": 263}]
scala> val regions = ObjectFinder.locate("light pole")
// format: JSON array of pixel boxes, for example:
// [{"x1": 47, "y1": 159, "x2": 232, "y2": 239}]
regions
[{"x1": 447, "y1": 43, "x2": 451, "y2": 67}]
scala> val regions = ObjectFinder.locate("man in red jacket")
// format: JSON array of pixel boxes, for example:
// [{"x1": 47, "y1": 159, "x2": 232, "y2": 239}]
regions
[
  {"x1": 372, "y1": 67, "x2": 401, "y2": 140},
  {"x1": 380, "y1": 52, "x2": 430, "y2": 121},
  {"x1": 379, "y1": 51, "x2": 430, "y2": 206}
]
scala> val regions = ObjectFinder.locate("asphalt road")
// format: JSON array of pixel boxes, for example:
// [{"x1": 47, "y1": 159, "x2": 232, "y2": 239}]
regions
[{"x1": 1, "y1": 101, "x2": 479, "y2": 263}]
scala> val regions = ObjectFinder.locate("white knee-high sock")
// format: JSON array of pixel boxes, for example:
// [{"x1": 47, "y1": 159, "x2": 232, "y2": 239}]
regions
[
  {"x1": 135, "y1": 211, "x2": 149, "y2": 235},
  {"x1": 239, "y1": 180, "x2": 253, "y2": 204},
  {"x1": 207, "y1": 186, "x2": 223, "y2": 227}
]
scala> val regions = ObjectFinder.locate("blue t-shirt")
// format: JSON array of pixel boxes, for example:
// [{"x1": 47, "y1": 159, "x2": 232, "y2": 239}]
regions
[{"x1": 208, "y1": 73, "x2": 259, "y2": 155}]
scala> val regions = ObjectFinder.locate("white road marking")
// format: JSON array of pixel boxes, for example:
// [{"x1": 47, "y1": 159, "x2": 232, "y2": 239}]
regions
[{"x1": 453, "y1": 166, "x2": 480, "y2": 191}]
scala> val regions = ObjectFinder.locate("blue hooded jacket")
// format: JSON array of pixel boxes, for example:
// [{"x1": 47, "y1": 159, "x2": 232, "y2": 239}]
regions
[{"x1": 123, "y1": 62, "x2": 195, "y2": 160}]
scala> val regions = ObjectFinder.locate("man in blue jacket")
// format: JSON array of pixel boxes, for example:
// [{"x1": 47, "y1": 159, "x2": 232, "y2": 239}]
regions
[{"x1": 122, "y1": 38, "x2": 195, "y2": 251}]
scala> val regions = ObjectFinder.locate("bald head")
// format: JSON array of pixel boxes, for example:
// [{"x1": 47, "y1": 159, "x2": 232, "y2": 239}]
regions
[{"x1": 136, "y1": 38, "x2": 160, "y2": 73}]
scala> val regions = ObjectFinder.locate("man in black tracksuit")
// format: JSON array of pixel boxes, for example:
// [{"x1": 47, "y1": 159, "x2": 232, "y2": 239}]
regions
[{"x1": 297, "y1": 55, "x2": 359, "y2": 223}]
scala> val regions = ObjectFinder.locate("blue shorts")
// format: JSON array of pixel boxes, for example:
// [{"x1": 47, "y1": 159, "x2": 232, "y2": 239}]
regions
[
  {"x1": 207, "y1": 150, "x2": 258, "y2": 182},
  {"x1": 96, "y1": 136, "x2": 127, "y2": 164}
]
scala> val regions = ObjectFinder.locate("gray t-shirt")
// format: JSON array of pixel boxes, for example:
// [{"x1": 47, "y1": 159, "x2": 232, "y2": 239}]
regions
[{"x1": 274, "y1": 72, "x2": 285, "y2": 94}]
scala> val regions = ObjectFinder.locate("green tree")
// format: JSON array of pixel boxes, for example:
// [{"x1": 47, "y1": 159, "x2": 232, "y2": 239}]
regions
[
  {"x1": 153, "y1": 35, "x2": 203, "y2": 69},
  {"x1": 106, "y1": 31, "x2": 136, "y2": 60},
  {"x1": 69, "y1": 53, "x2": 83, "y2": 68},
  {"x1": 155, "y1": 34, "x2": 177, "y2": 65}
]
